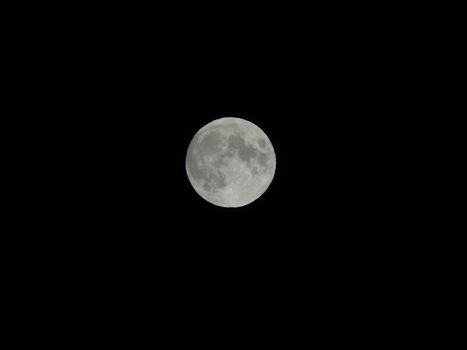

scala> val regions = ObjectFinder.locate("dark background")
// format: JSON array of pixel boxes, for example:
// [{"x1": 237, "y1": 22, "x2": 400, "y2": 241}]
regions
[
  {"x1": 14, "y1": 3, "x2": 427, "y2": 339},
  {"x1": 52, "y1": 7, "x2": 405, "y2": 254}
]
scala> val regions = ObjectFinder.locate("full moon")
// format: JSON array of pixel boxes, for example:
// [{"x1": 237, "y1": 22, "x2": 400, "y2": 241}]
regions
[{"x1": 186, "y1": 117, "x2": 276, "y2": 207}]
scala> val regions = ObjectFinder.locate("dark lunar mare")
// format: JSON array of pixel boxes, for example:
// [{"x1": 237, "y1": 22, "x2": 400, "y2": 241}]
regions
[
  {"x1": 227, "y1": 133, "x2": 270, "y2": 174},
  {"x1": 187, "y1": 130, "x2": 227, "y2": 193},
  {"x1": 257, "y1": 152, "x2": 269, "y2": 167},
  {"x1": 228, "y1": 134, "x2": 260, "y2": 163}
]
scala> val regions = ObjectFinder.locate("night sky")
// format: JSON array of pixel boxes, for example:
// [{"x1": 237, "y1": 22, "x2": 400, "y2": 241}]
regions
[{"x1": 26, "y1": 3, "x2": 418, "y2": 338}]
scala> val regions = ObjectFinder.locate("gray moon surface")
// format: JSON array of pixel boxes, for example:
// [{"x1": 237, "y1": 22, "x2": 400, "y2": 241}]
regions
[{"x1": 186, "y1": 117, "x2": 276, "y2": 207}]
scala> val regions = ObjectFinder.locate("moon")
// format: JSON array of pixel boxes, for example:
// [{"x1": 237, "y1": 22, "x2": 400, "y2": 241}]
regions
[{"x1": 186, "y1": 117, "x2": 276, "y2": 207}]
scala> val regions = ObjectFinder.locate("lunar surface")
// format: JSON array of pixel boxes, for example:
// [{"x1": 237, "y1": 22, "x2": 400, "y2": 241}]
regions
[{"x1": 186, "y1": 117, "x2": 276, "y2": 207}]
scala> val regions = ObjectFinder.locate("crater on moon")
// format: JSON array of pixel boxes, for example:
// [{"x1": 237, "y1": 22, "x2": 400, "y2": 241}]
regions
[{"x1": 186, "y1": 117, "x2": 276, "y2": 207}]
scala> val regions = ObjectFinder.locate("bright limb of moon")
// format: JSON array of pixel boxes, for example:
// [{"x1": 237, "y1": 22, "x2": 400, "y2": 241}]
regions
[{"x1": 186, "y1": 117, "x2": 276, "y2": 207}]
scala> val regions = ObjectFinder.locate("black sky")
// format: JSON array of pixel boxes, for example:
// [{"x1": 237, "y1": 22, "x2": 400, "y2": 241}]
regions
[
  {"x1": 41, "y1": 4, "x2": 410, "y2": 264},
  {"x1": 24, "y1": 4, "x2": 420, "y2": 334}
]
